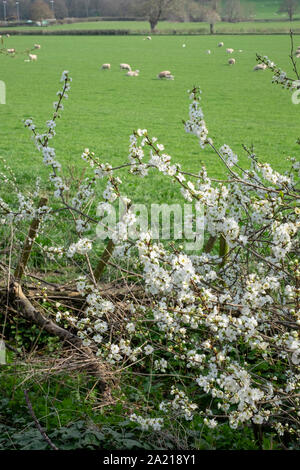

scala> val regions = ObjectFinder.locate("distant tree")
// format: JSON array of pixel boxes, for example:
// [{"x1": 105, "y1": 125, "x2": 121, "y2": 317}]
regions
[
  {"x1": 194, "y1": 0, "x2": 221, "y2": 32},
  {"x1": 204, "y1": 8, "x2": 220, "y2": 33},
  {"x1": 186, "y1": 1, "x2": 207, "y2": 21},
  {"x1": 242, "y1": 1, "x2": 255, "y2": 21},
  {"x1": 133, "y1": 0, "x2": 178, "y2": 32},
  {"x1": 54, "y1": 0, "x2": 68, "y2": 19},
  {"x1": 29, "y1": 0, "x2": 54, "y2": 21},
  {"x1": 278, "y1": 0, "x2": 299, "y2": 21},
  {"x1": 222, "y1": 0, "x2": 242, "y2": 22},
  {"x1": 196, "y1": 0, "x2": 221, "y2": 12}
]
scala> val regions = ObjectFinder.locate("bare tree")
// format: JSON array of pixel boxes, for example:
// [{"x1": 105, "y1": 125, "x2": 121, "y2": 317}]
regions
[
  {"x1": 222, "y1": 0, "x2": 242, "y2": 22},
  {"x1": 54, "y1": 0, "x2": 68, "y2": 19},
  {"x1": 195, "y1": 1, "x2": 221, "y2": 33},
  {"x1": 205, "y1": 8, "x2": 220, "y2": 33},
  {"x1": 29, "y1": 0, "x2": 54, "y2": 21},
  {"x1": 278, "y1": 0, "x2": 299, "y2": 21},
  {"x1": 133, "y1": 0, "x2": 177, "y2": 32},
  {"x1": 196, "y1": 0, "x2": 221, "y2": 11}
]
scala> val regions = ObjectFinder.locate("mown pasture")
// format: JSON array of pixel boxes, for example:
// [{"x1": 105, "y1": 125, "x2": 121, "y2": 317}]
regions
[
  {"x1": 2, "y1": 19, "x2": 300, "y2": 33},
  {"x1": 0, "y1": 34, "x2": 299, "y2": 209}
]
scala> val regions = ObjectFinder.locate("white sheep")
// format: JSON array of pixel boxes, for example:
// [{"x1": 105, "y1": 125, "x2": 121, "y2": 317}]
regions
[
  {"x1": 34, "y1": 44, "x2": 41, "y2": 49},
  {"x1": 126, "y1": 70, "x2": 139, "y2": 76},
  {"x1": 147, "y1": 36, "x2": 152, "y2": 40},
  {"x1": 101, "y1": 63, "x2": 111, "y2": 70},
  {"x1": 206, "y1": 49, "x2": 211, "y2": 54},
  {"x1": 218, "y1": 42, "x2": 224, "y2": 47},
  {"x1": 29, "y1": 54, "x2": 37, "y2": 61},
  {"x1": 157, "y1": 70, "x2": 172, "y2": 79},
  {"x1": 228, "y1": 58, "x2": 236, "y2": 65},
  {"x1": 7, "y1": 48, "x2": 15, "y2": 54},
  {"x1": 120, "y1": 63, "x2": 131, "y2": 71},
  {"x1": 253, "y1": 63, "x2": 267, "y2": 71},
  {"x1": 226, "y1": 48, "x2": 234, "y2": 54}
]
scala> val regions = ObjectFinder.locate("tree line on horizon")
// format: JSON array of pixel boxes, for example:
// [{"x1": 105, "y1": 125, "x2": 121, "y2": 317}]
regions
[{"x1": 0, "y1": 1, "x2": 299, "y2": 31}]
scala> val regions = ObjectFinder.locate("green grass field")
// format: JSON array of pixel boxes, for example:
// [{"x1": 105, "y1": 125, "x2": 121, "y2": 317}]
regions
[
  {"x1": 240, "y1": 0, "x2": 282, "y2": 19},
  {"x1": 2, "y1": 20, "x2": 300, "y2": 34},
  {"x1": 0, "y1": 34, "x2": 299, "y2": 208},
  {"x1": 0, "y1": 32, "x2": 299, "y2": 451},
  {"x1": 0, "y1": 0, "x2": 297, "y2": 34}
]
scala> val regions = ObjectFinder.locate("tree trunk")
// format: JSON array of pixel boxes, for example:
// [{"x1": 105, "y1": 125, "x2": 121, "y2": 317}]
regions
[
  {"x1": 150, "y1": 19, "x2": 158, "y2": 32},
  {"x1": 210, "y1": 23, "x2": 214, "y2": 34},
  {"x1": 9, "y1": 282, "x2": 108, "y2": 393}
]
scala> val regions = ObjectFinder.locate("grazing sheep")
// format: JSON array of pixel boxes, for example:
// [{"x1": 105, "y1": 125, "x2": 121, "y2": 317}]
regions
[
  {"x1": 120, "y1": 63, "x2": 131, "y2": 71},
  {"x1": 157, "y1": 70, "x2": 172, "y2": 79},
  {"x1": 218, "y1": 42, "x2": 224, "y2": 47},
  {"x1": 126, "y1": 70, "x2": 139, "y2": 76},
  {"x1": 147, "y1": 36, "x2": 152, "y2": 40},
  {"x1": 6, "y1": 48, "x2": 15, "y2": 54},
  {"x1": 253, "y1": 63, "x2": 267, "y2": 71},
  {"x1": 226, "y1": 48, "x2": 234, "y2": 54},
  {"x1": 228, "y1": 58, "x2": 236, "y2": 65},
  {"x1": 101, "y1": 63, "x2": 111, "y2": 70},
  {"x1": 206, "y1": 49, "x2": 211, "y2": 54},
  {"x1": 34, "y1": 44, "x2": 41, "y2": 49},
  {"x1": 29, "y1": 54, "x2": 37, "y2": 61}
]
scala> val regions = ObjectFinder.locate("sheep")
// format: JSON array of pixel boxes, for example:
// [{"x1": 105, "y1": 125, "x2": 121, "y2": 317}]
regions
[
  {"x1": 101, "y1": 63, "x2": 111, "y2": 70},
  {"x1": 29, "y1": 54, "x2": 37, "y2": 61},
  {"x1": 7, "y1": 48, "x2": 15, "y2": 54},
  {"x1": 253, "y1": 63, "x2": 267, "y2": 71},
  {"x1": 206, "y1": 49, "x2": 211, "y2": 54},
  {"x1": 228, "y1": 58, "x2": 236, "y2": 65},
  {"x1": 218, "y1": 42, "x2": 224, "y2": 47},
  {"x1": 120, "y1": 63, "x2": 131, "y2": 71},
  {"x1": 226, "y1": 48, "x2": 234, "y2": 54},
  {"x1": 157, "y1": 70, "x2": 172, "y2": 79},
  {"x1": 34, "y1": 44, "x2": 41, "y2": 49},
  {"x1": 147, "y1": 36, "x2": 152, "y2": 40},
  {"x1": 158, "y1": 70, "x2": 171, "y2": 77},
  {"x1": 126, "y1": 70, "x2": 139, "y2": 76},
  {"x1": 157, "y1": 71, "x2": 174, "y2": 80}
]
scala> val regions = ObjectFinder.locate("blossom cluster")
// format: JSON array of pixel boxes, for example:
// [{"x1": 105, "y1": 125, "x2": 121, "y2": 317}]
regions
[{"x1": 1, "y1": 72, "x2": 299, "y2": 443}]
